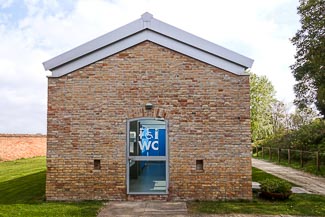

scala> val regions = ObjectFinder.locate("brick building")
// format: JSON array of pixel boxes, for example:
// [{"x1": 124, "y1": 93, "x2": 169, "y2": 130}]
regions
[{"x1": 43, "y1": 13, "x2": 253, "y2": 201}]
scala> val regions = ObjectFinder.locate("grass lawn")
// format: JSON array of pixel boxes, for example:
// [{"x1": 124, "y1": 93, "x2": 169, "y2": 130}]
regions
[
  {"x1": 188, "y1": 194, "x2": 325, "y2": 216},
  {"x1": 252, "y1": 167, "x2": 297, "y2": 186},
  {"x1": 0, "y1": 157, "x2": 102, "y2": 217},
  {"x1": 188, "y1": 167, "x2": 325, "y2": 216},
  {"x1": 2, "y1": 157, "x2": 325, "y2": 216}
]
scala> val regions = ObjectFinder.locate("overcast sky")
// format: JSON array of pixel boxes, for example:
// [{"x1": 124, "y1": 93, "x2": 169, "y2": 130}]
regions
[{"x1": 0, "y1": 0, "x2": 300, "y2": 134}]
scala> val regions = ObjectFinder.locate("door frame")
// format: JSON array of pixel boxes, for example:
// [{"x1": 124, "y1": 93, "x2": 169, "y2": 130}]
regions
[{"x1": 126, "y1": 117, "x2": 169, "y2": 195}]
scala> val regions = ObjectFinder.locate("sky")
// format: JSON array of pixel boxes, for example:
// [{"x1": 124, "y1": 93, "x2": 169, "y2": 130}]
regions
[{"x1": 0, "y1": 0, "x2": 300, "y2": 134}]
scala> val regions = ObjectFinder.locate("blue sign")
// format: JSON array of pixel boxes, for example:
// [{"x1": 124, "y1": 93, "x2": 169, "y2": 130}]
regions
[{"x1": 138, "y1": 127, "x2": 165, "y2": 156}]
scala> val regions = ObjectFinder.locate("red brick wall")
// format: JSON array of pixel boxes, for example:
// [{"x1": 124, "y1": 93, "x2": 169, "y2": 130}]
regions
[
  {"x1": 0, "y1": 134, "x2": 46, "y2": 161},
  {"x1": 47, "y1": 41, "x2": 251, "y2": 201}
]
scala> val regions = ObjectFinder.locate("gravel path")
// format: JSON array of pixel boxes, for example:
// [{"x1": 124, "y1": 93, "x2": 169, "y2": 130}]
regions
[{"x1": 252, "y1": 158, "x2": 325, "y2": 195}]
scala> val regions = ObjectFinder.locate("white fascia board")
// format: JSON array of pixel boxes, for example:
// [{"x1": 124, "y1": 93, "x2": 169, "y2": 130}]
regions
[
  {"x1": 50, "y1": 31, "x2": 148, "y2": 77},
  {"x1": 44, "y1": 13, "x2": 253, "y2": 73},
  {"x1": 149, "y1": 18, "x2": 253, "y2": 68},
  {"x1": 43, "y1": 18, "x2": 144, "y2": 70},
  {"x1": 146, "y1": 31, "x2": 247, "y2": 75},
  {"x1": 50, "y1": 30, "x2": 247, "y2": 77}
]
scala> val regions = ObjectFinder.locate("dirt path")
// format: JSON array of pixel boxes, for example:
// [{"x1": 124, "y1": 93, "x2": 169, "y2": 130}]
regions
[{"x1": 252, "y1": 158, "x2": 325, "y2": 195}]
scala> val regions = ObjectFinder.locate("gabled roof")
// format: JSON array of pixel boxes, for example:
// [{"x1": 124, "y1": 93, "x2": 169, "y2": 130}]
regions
[{"x1": 43, "y1": 12, "x2": 253, "y2": 77}]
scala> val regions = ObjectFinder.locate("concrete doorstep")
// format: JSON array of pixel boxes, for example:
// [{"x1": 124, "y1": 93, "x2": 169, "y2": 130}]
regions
[{"x1": 97, "y1": 201, "x2": 188, "y2": 217}]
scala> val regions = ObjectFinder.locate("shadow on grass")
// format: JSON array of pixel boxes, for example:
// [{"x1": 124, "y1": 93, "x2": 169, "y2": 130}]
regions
[
  {"x1": 0, "y1": 171, "x2": 46, "y2": 204},
  {"x1": 0, "y1": 158, "x2": 103, "y2": 216}
]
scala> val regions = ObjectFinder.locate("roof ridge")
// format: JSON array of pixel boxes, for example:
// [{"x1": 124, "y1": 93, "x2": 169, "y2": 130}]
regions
[{"x1": 141, "y1": 12, "x2": 154, "y2": 22}]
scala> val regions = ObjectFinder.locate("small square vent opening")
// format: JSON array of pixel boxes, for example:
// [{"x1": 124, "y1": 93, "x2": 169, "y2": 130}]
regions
[
  {"x1": 94, "y1": 159, "x2": 101, "y2": 170},
  {"x1": 196, "y1": 160, "x2": 203, "y2": 170}
]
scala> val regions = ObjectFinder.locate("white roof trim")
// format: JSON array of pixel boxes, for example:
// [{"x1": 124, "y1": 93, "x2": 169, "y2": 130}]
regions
[{"x1": 43, "y1": 12, "x2": 253, "y2": 77}]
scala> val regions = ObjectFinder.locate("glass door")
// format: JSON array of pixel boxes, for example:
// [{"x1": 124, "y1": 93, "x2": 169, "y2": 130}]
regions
[{"x1": 126, "y1": 118, "x2": 168, "y2": 194}]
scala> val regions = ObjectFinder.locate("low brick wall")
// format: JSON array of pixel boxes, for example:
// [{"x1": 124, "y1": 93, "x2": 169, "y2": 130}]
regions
[{"x1": 0, "y1": 134, "x2": 47, "y2": 161}]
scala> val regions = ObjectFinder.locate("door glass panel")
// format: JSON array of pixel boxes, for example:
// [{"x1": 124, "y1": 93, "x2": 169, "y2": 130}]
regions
[
  {"x1": 127, "y1": 118, "x2": 168, "y2": 194},
  {"x1": 129, "y1": 161, "x2": 166, "y2": 193},
  {"x1": 129, "y1": 119, "x2": 166, "y2": 157}
]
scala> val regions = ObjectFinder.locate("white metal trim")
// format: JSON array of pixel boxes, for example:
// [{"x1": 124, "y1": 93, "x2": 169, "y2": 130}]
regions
[
  {"x1": 43, "y1": 19, "x2": 144, "y2": 70},
  {"x1": 149, "y1": 18, "x2": 253, "y2": 68},
  {"x1": 50, "y1": 30, "x2": 247, "y2": 77},
  {"x1": 43, "y1": 12, "x2": 253, "y2": 76}
]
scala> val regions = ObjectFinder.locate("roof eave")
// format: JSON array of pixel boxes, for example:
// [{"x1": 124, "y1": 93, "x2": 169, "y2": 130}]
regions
[{"x1": 43, "y1": 18, "x2": 145, "y2": 70}]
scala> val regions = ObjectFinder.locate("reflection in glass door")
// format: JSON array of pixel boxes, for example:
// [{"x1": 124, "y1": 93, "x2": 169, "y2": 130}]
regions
[{"x1": 127, "y1": 118, "x2": 168, "y2": 194}]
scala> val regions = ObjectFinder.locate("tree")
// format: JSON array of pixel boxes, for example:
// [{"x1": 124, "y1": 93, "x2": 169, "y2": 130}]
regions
[
  {"x1": 289, "y1": 107, "x2": 319, "y2": 130},
  {"x1": 271, "y1": 100, "x2": 291, "y2": 134},
  {"x1": 250, "y1": 72, "x2": 276, "y2": 142},
  {"x1": 291, "y1": 0, "x2": 325, "y2": 117}
]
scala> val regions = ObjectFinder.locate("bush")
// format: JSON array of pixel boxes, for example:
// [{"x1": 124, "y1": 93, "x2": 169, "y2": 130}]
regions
[
  {"x1": 259, "y1": 179, "x2": 292, "y2": 200},
  {"x1": 260, "y1": 179, "x2": 292, "y2": 193}
]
